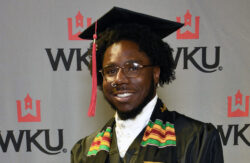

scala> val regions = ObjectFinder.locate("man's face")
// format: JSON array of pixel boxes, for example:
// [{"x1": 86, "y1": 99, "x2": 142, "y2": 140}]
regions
[{"x1": 102, "y1": 40, "x2": 160, "y2": 120}]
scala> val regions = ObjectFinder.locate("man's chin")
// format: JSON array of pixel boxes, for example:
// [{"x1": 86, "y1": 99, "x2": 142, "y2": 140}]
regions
[
  {"x1": 103, "y1": 80, "x2": 156, "y2": 120},
  {"x1": 116, "y1": 107, "x2": 143, "y2": 120},
  {"x1": 105, "y1": 96, "x2": 154, "y2": 120},
  {"x1": 105, "y1": 101, "x2": 142, "y2": 120},
  {"x1": 103, "y1": 96, "x2": 144, "y2": 120}
]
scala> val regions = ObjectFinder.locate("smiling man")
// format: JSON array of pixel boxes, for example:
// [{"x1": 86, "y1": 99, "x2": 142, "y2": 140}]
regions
[
  {"x1": 102, "y1": 39, "x2": 159, "y2": 120},
  {"x1": 71, "y1": 7, "x2": 224, "y2": 163}
]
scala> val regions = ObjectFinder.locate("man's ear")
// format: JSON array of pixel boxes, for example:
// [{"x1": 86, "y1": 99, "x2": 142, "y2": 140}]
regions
[{"x1": 153, "y1": 66, "x2": 160, "y2": 86}]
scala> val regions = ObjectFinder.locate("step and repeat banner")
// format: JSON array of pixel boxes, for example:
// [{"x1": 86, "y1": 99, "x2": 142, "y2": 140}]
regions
[{"x1": 0, "y1": 0, "x2": 249, "y2": 162}]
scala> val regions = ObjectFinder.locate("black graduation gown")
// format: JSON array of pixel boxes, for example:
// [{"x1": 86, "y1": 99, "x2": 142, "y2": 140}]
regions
[{"x1": 71, "y1": 99, "x2": 224, "y2": 163}]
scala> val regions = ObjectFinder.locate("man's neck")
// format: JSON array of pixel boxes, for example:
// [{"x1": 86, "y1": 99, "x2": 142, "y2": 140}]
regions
[
  {"x1": 115, "y1": 94, "x2": 158, "y2": 157},
  {"x1": 115, "y1": 94, "x2": 158, "y2": 122}
]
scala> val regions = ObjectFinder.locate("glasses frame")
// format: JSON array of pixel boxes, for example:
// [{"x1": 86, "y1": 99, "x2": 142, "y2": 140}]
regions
[{"x1": 99, "y1": 62, "x2": 154, "y2": 81}]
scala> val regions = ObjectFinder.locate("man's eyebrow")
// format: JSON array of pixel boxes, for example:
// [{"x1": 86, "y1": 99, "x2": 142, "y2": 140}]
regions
[
  {"x1": 103, "y1": 59, "x2": 143, "y2": 67},
  {"x1": 102, "y1": 63, "x2": 117, "y2": 68},
  {"x1": 125, "y1": 60, "x2": 143, "y2": 64}
]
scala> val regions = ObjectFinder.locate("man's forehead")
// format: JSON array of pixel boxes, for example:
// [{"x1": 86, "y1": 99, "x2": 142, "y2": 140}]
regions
[
  {"x1": 106, "y1": 40, "x2": 141, "y2": 54},
  {"x1": 102, "y1": 40, "x2": 150, "y2": 66}
]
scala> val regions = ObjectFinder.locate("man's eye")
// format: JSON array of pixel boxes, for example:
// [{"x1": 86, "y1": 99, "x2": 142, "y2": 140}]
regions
[
  {"x1": 105, "y1": 68, "x2": 117, "y2": 75},
  {"x1": 128, "y1": 65, "x2": 140, "y2": 71}
]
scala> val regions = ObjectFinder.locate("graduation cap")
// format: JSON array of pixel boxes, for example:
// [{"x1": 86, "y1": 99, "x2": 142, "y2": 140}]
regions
[
  {"x1": 79, "y1": 7, "x2": 183, "y2": 40},
  {"x1": 79, "y1": 7, "x2": 183, "y2": 117}
]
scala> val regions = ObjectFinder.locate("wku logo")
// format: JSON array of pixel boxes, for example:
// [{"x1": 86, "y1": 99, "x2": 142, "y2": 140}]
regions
[
  {"x1": 67, "y1": 11, "x2": 92, "y2": 40},
  {"x1": 16, "y1": 94, "x2": 41, "y2": 122},
  {"x1": 228, "y1": 90, "x2": 249, "y2": 117},
  {"x1": 176, "y1": 10, "x2": 200, "y2": 39}
]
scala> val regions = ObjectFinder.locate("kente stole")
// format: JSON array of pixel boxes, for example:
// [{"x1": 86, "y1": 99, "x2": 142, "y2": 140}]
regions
[{"x1": 86, "y1": 99, "x2": 177, "y2": 162}]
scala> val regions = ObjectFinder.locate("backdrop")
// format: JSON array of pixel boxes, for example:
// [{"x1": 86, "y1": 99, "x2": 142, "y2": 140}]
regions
[{"x1": 0, "y1": 0, "x2": 249, "y2": 162}]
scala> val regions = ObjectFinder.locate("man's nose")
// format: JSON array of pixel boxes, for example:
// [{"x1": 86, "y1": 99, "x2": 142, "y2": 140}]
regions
[{"x1": 113, "y1": 68, "x2": 129, "y2": 84}]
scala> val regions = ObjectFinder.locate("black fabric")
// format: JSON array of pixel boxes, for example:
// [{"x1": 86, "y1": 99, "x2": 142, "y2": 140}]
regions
[
  {"x1": 79, "y1": 7, "x2": 183, "y2": 40},
  {"x1": 71, "y1": 99, "x2": 224, "y2": 163}
]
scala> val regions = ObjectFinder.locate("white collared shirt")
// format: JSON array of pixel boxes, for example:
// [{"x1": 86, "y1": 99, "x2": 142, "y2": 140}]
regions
[{"x1": 115, "y1": 95, "x2": 158, "y2": 157}]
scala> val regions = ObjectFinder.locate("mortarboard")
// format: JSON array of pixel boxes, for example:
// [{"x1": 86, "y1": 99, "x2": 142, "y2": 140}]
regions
[
  {"x1": 79, "y1": 7, "x2": 183, "y2": 117},
  {"x1": 79, "y1": 7, "x2": 183, "y2": 40}
]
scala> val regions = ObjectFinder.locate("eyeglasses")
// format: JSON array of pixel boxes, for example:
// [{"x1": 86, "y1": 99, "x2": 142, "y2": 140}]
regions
[{"x1": 99, "y1": 61, "x2": 153, "y2": 81}]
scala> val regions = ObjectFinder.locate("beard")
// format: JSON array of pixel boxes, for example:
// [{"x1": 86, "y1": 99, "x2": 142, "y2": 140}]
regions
[{"x1": 103, "y1": 80, "x2": 156, "y2": 120}]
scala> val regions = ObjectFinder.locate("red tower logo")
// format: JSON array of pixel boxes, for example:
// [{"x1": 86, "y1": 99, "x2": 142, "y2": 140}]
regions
[
  {"x1": 176, "y1": 10, "x2": 200, "y2": 39},
  {"x1": 228, "y1": 90, "x2": 249, "y2": 117},
  {"x1": 16, "y1": 94, "x2": 41, "y2": 122},
  {"x1": 67, "y1": 11, "x2": 92, "y2": 40}
]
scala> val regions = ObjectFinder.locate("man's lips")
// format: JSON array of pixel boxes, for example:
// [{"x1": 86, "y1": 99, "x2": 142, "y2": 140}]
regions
[
  {"x1": 112, "y1": 91, "x2": 135, "y2": 102},
  {"x1": 116, "y1": 92, "x2": 133, "y2": 98}
]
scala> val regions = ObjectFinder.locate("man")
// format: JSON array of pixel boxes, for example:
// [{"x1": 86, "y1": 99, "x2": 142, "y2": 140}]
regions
[{"x1": 71, "y1": 7, "x2": 224, "y2": 163}]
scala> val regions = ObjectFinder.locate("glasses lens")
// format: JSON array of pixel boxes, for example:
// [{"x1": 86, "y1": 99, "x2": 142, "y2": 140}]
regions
[
  {"x1": 124, "y1": 62, "x2": 141, "y2": 77},
  {"x1": 102, "y1": 62, "x2": 143, "y2": 81},
  {"x1": 103, "y1": 66, "x2": 118, "y2": 77}
]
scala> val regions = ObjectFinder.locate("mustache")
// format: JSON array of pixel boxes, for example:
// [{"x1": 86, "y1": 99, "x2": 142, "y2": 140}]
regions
[{"x1": 111, "y1": 84, "x2": 132, "y2": 92}]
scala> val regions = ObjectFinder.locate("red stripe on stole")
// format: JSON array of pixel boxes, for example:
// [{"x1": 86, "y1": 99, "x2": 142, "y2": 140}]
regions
[
  {"x1": 102, "y1": 136, "x2": 110, "y2": 142},
  {"x1": 91, "y1": 141, "x2": 101, "y2": 146},
  {"x1": 145, "y1": 128, "x2": 175, "y2": 138},
  {"x1": 91, "y1": 136, "x2": 110, "y2": 147}
]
